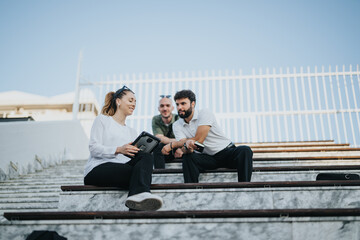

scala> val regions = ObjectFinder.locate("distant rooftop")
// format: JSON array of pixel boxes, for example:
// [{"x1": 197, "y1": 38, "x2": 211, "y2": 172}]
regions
[
  {"x1": 0, "y1": 89, "x2": 99, "y2": 125},
  {"x1": 0, "y1": 89, "x2": 98, "y2": 106}
]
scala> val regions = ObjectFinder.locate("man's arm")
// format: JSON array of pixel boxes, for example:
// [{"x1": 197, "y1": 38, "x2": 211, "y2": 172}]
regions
[
  {"x1": 161, "y1": 138, "x2": 188, "y2": 155},
  {"x1": 155, "y1": 134, "x2": 177, "y2": 144},
  {"x1": 186, "y1": 109, "x2": 216, "y2": 149},
  {"x1": 162, "y1": 119, "x2": 211, "y2": 155},
  {"x1": 183, "y1": 125, "x2": 211, "y2": 150},
  {"x1": 193, "y1": 125, "x2": 211, "y2": 143},
  {"x1": 161, "y1": 125, "x2": 210, "y2": 155}
]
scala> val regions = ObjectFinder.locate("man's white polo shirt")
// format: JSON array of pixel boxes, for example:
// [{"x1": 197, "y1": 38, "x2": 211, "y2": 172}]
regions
[{"x1": 172, "y1": 108, "x2": 232, "y2": 156}]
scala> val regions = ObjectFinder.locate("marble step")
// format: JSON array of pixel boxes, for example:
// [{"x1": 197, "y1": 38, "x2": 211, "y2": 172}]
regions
[
  {"x1": 0, "y1": 201, "x2": 58, "y2": 210},
  {"x1": 21, "y1": 170, "x2": 84, "y2": 177},
  {"x1": 0, "y1": 188, "x2": 62, "y2": 195},
  {"x1": 2, "y1": 211, "x2": 360, "y2": 240},
  {"x1": 254, "y1": 152, "x2": 360, "y2": 159},
  {"x1": 0, "y1": 192, "x2": 59, "y2": 198},
  {"x1": 0, "y1": 196, "x2": 58, "y2": 204},
  {"x1": 246, "y1": 159, "x2": 360, "y2": 167},
  {"x1": 10, "y1": 162, "x2": 358, "y2": 184},
  {"x1": 3, "y1": 165, "x2": 359, "y2": 187},
  {"x1": 0, "y1": 183, "x2": 81, "y2": 191},
  {"x1": 0, "y1": 179, "x2": 83, "y2": 186},
  {"x1": 58, "y1": 181, "x2": 360, "y2": 211},
  {"x1": 152, "y1": 169, "x2": 360, "y2": 184},
  {"x1": 241, "y1": 140, "x2": 336, "y2": 146},
  {"x1": 165, "y1": 159, "x2": 360, "y2": 169},
  {"x1": 169, "y1": 155, "x2": 360, "y2": 163},
  {"x1": 0, "y1": 205, "x2": 58, "y2": 215},
  {"x1": 247, "y1": 143, "x2": 350, "y2": 148},
  {"x1": 2, "y1": 168, "x2": 360, "y2": 190},
  {"x1": 248, "y1": 145, "x2": 352, "y2": 151},
  {"x1": 251, "y1": 147, "x2": 360, "y2": 153}
]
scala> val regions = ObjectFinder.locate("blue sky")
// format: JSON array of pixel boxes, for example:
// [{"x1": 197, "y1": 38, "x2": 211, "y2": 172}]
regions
[{"x1": 0, "y1": 0, "x2": 359, "y2": 97}]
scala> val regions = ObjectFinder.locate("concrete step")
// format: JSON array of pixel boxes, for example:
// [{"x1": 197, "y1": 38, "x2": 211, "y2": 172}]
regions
[
  {"x1": 2, "y1": 210, "x2": 359, "y2": 240},
  {"x1": 59, "y1": 181, "x2": 360, "y2": 211}
]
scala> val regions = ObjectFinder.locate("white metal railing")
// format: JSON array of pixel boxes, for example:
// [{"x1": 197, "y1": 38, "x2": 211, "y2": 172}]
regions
[{"x1": 74, "y1": 64, "x2": 360, "y2": 146}]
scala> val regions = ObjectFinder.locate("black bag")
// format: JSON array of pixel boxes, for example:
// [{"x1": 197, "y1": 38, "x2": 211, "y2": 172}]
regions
[
  {"x1": 26, "y1": 231, "x2": 67, "y2": 240},
  {"x1": 316, "y1": 173, "x2": 360, "y2": 181}
]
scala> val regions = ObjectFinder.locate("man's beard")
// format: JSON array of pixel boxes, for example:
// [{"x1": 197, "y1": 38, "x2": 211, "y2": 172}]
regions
[{"x1": 178, "y1": 106, "x2": 193, "y2": 119}]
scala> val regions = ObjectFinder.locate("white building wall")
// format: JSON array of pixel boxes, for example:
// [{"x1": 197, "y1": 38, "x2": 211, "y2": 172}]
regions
[{"x1": 0, "y1": 120, "x2": 89, "y2": 180}]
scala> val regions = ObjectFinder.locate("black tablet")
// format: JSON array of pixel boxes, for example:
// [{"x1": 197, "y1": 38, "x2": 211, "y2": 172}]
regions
[{"x1": 128, "y1": 131, "x2": 161, "y2": 158}]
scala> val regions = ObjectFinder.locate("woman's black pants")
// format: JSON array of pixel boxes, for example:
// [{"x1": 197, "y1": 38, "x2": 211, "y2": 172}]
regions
[{"x1": 84, "y1": 152, "x2": 154, "y2": 196}]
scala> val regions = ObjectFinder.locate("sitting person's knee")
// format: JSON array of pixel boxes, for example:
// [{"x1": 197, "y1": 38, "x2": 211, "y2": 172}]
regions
[
  {"x1": 182, "y1": 153, "x2": 193, "y2": 163},
  {"x1": 244, "y1": 146, "x2": 253, "y2": 155},
  {"x1": 237, "y1": 145, "x2": 252, "y2": 154},
  {"x1": 137, "y1": 152, "x2": 154, "y2": 162}
]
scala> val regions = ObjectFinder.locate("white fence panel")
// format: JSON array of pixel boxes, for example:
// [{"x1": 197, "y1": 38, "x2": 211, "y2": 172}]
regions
[{"x1": 75, "y1": 65, "x2": 360, "y2": 146}]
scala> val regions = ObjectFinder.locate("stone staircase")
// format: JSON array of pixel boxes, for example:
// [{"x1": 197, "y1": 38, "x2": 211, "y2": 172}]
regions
[{"x1": 1, "y1": 140, "x2": 360, "y2": 239}]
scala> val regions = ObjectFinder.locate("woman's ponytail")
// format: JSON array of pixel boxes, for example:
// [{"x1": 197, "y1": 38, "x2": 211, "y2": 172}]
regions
[{"x1": 101, "y1": 91, "x2": 116, "y2": 116}]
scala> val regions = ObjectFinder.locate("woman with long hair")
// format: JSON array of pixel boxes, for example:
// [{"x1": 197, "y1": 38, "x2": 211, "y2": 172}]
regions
[{"x1": 84, "y1": 86, "x2": 163, "y2": 211}]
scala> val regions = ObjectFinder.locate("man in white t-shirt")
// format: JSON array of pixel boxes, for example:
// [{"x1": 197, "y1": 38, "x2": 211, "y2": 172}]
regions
[{"x1": 161, "y1": 89, "x2": 253, "y2": 183}]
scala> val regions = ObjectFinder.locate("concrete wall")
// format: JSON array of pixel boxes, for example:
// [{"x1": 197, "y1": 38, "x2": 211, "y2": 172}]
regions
[{"x1": 0, "y1": 120, "x2": 89, "y2": 180}]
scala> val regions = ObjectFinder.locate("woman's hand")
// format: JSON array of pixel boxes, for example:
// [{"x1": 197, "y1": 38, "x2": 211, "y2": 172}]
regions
[{"x1": 115, "y1": 142, "x2": 139, "y2": 157}]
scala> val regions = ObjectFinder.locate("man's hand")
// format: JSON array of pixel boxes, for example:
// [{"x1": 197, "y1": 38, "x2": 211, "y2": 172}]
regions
[
  {"x1": 161, "y1": 143, "x2": 172, "y2": 155},
  {"x1": 186, "y1": 139, "x2": 196, "y2": 150},
  {"x1": 174, "y1": 148, "x2": 183, "y2": 158},
  {"x1": 181, "y1": 139, "x2": 195, "y2": 153}
]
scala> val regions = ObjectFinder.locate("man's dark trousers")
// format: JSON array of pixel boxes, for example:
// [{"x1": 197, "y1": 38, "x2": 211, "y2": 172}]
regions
[
  {"x1": 153, "y1": 143, "x2": 176, "y2": 169},
  {"x1": 182, "y1": 145, "x2": 253, "y2": 183}
]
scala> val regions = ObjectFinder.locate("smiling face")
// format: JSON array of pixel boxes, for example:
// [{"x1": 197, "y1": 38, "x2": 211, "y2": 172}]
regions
[
  {"x1": 158, "y1": 97, "x2": 174, "y2": 119},
  {"x1": 116, "y1": 91, "x2": 136, "y2": 116}
]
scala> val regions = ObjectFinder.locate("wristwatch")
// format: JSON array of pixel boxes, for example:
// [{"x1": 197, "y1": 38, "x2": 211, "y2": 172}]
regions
[{"x1": 183, "y1": 142, "x2": 188, "y2": 150}]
